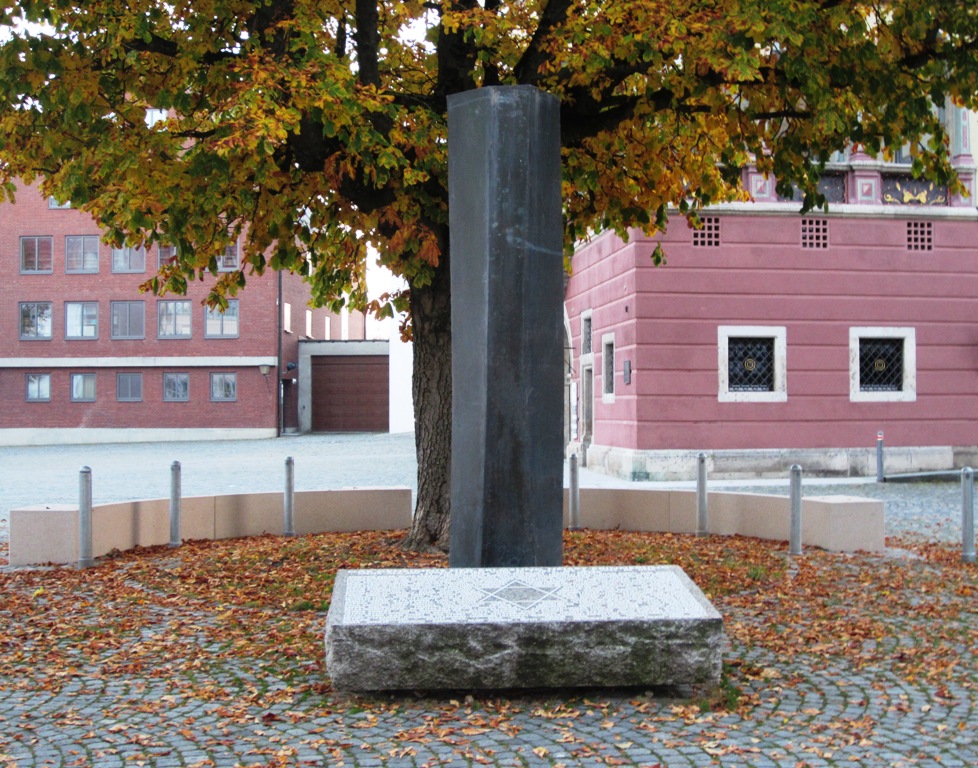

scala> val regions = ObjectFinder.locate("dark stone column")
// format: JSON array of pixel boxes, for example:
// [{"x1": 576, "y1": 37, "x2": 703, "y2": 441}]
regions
[{"x1": 447, "y1": 86, "x2": 564, "y2": 568}]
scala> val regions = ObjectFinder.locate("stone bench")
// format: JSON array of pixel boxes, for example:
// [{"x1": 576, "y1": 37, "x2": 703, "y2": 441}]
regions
[{"x1": 324, "y1": 565, "x2": 723, "y2": 691}]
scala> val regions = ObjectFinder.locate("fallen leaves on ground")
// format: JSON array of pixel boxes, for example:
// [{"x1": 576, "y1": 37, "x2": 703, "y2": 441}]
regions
[{"x1": 0, "y1": 528, "x2": 976, "y2": 739}]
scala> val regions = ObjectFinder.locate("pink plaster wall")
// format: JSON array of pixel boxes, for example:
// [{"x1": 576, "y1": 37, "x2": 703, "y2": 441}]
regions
[{"x1": 565, "y1": 210, "x2": 978, "y2": 453}]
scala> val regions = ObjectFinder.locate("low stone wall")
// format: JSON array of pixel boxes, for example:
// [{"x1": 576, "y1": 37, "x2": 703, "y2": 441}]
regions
[
  {"x1": 563, "y1": 488, "x2": 885, "y2": 553},
  {"x1": 9, "y1": 488, "x2": 414, "y2": 567},
  {"x1": 9, "y1": 486, "x2": 884, "y2": 567},
  {"x1": 582, "y1": 443, "x2": 964, "y2": 482}
]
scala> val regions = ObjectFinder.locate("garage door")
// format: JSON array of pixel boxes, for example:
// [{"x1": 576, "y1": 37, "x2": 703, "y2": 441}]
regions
[{"x1": 311, "y1": 355, "x2": 389, "y2": 432}]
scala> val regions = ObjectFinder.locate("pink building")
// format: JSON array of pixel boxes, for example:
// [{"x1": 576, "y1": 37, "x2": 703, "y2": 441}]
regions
[
  {"x1": 0, "y1": 180, "x2": 364, "y2": 444},
  {"x1": 565, "y1": 115, "x2": 978, "y2": 479}
]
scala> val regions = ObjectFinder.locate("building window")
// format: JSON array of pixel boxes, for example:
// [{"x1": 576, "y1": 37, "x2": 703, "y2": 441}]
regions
[
  {"x1": 601, "y1": 333, "x2": 615, "y2": 402},
  {"x1": 306, "y1": 310, "x2": 313, "y2": 338},
  {"x1": 65, "y1": 236, "x2": 100, "y2": 273},
  {"x1": 65, "y1": 302, "x2": 99, "y2": 339},
  {"x1": 110, "y1": 301, "x2": 145, "y2": 339},
  {"x1": 693, "y1": 216, "x2": 721, "y2": 247},
  {"x1": 48, "y1": 197, "x2": 71, "y2": 209},
  {"x1": 163, "y1": 372, "x2": 190, "y2": 402},
  {"x1": 19, "y1": 302, "x2": 53, "y2": 339},
  {"x1": 21, "y1": 236, "x2": 53, "y2": 273},
  {"x1": 158, "y1": 245, "x2": 177, "y2": 269},
  {"x1": 801, "y1": 218, "x2": 828, "y2": 249},
  {"x1": 849, "y1": 327, "x2": 917, "y2": 402},
  {"x1": 111, "y1": 246, "x2": 146, "y2": 273},
  {"x1": 70, "y1": 373, "x2": 96, "y2": 402},
  {"x1": 581, "y1": 312, "x2": 593, "y2": 356},
  {"x1": 718, "y1": 326, "x2": 788, "y2": 402},
  {"x1": 116, "y1": 373, "x2": 143, "y2": 402},
  {"x1": 284, "y1": 302, "x2": 293, "y2": 333},
  {"x1": 158, "y1": 300, "x2": 192, "y2": 338},
  {"x1": 204, "y1": 300, "x2": 239, "y2": 338},
  {"x1": 217, "y1": 243, "x2": 238, "y2": 272},
  {"x1": 210, "y1": 372, "x2": 237, "y2": 402},
  {"x1": 26, "y1": 373, "x2": 51, "y2": 402},
  {"x1": 906, "y1": 221, "x2": 933, "y2": 251}
]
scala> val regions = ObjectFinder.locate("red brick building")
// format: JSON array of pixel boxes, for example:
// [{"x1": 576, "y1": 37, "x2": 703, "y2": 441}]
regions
[{"x1": 0, "y1": 180, "x2": 353, "y2": 444}]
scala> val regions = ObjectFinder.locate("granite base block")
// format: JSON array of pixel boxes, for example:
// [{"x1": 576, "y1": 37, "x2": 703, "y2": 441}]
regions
[{"x1": 324, "y1": 565, "x2": 723, "y2": 691}]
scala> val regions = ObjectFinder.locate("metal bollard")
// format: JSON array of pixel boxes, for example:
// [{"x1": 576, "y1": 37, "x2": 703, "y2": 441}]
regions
[
  {"x1": 876, "y1": 431, "x2": 885, "y2": 483},
  {"x1": 963, "y1": 467, "x2": 975, "y2": 564},
  {"x1": 169, "y1": 461, "x2": 181, "y2": 548},
  {"x1": 78, "y1": 466, "x2": 94, "y2": 568},
  {"x1": 284, "y1": 456, "x2": 296, "y2": 537},
  {"x1": 696, "y1": 452, "x2": 708, "y2": 537},
  {"x1": 789, "y1": 464, "x2": 803, "y2": 556},
  {"x1": 568, "y1": 454, "x2": 581, "y2": 530}
]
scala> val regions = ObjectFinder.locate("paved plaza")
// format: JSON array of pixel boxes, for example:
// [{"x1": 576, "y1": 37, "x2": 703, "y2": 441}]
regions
[{"x1": 1, "y1": 435, "x2": 976, "y2": 767}]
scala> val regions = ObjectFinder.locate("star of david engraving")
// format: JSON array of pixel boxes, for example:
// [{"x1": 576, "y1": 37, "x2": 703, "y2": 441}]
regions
[{"x1": 477, "y1": 579, "x2": 564, "y2": 609}]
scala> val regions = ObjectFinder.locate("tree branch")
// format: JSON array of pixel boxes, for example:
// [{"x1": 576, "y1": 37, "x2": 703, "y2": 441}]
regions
[
  {"x1": 354, "y1": 0, "x2": 381, "y2": 86},
  {"x1": 513, "y1": 0, "x2": 573, "y2": 85}
]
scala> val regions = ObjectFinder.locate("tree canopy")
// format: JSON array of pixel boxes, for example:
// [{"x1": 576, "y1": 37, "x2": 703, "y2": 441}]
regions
[{"x1": 2, "y1": 0, "x2": 977, "y2": 549}]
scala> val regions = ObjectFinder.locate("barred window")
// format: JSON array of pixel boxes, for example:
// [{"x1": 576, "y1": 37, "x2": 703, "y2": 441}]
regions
[
  {"x1": 859, "y1": 339, "x2": 903, "y2": 392},
  {"x1": 718, "y1": 326, "x2": 787, "y2": 403},
  {"x1": 849, "y1": 328, "x2": 916, "y2": 402}
]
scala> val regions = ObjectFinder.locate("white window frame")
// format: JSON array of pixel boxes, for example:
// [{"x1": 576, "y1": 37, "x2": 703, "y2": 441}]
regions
[
  {"x1": 306, "y1": 309, "x2": 313, "y2": 338},
  {"x1": 217, "y1": 243, "x2": 238, "y2": 272},
  {"x1": 581, "y1": 310, "x2": 593, "y2": 357},
  {"x1": 601, "y1": 332, "x2": 616, "y2": 403},
  {"x1": 284, "y1": 302, "x2": 293, "y2": 333},
  {"x1": 718, "y1": 326, "x2": 788, "y2": 403},
  {"x1": 849, "y1": 327, "x2": 917, "y2": 403}
]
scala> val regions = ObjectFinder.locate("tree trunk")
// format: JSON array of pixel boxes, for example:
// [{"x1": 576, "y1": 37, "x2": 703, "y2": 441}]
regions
[{"x1": 402, "y1": 253, "x2": 453, "y2": 552}]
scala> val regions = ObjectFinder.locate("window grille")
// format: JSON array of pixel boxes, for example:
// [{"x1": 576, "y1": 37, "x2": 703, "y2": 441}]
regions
[
  {"x1": 907, "y1": 221, "x2": 933, "y2": 251},
  {"x1": 727, "y1": 337, "x2": 775, "y2": 392},
  {"x1": 801, "y1": 218, "x2": 828, "y2": 249},
  {"x1": 693, "y1": 216, "x2": 721, "y2": 247},
  {"x1": 859, "y1": 338, "x2": 904, "y2": 391},
  {"x1": 603, "y1": 339, "x2": 615, "y2": 396}
]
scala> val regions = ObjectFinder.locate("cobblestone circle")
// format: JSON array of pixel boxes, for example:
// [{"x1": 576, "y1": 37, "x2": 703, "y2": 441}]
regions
[{"x1": 1, "y1": 435, "x2": 976, "y2": 767}]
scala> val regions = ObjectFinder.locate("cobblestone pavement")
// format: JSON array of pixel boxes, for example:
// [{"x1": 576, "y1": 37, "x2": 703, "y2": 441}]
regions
[{"x1": 1, "y1": 436, "x2": 976, "y2": 767}]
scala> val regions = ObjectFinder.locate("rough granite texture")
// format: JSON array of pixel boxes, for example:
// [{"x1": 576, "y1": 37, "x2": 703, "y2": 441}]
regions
[{"x1": 324, "y1": 565, "x2": 723, "y2": 691}]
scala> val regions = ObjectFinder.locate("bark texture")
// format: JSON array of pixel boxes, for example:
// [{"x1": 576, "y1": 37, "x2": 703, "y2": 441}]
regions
[{"x1": 403, "y1": 253, "x2": 453, "y2": 551}]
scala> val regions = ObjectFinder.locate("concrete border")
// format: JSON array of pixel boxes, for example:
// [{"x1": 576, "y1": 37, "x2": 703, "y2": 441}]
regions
[{"x1": 9, "y1": 486, "x2": 883, "y2": 567}]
